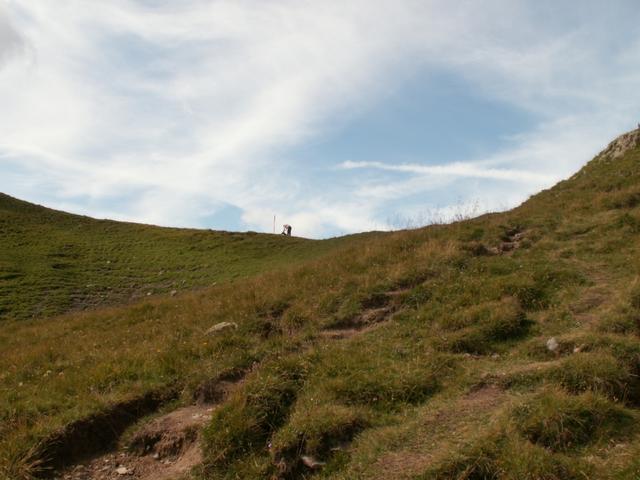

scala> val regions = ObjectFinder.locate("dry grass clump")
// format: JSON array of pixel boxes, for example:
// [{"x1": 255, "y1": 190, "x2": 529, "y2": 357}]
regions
[
  {"x1": 550, "y1": 352, "x2": 634, "y2": 402},
  {"x1": 435, "y1": 297, "x2": 530, "y2": 354},
  {"x1": 202, "y1": 355, "x2": 309, "y2": 470},
  {"x1": 419, "y1": 430, "x2": 589, "y2": 480},
  {"x1": 512, "y1": 388, "x2": 635, "y2": 452},
  {"x1": 270, "y1": 403, "x2": 369, "y2": 478}
]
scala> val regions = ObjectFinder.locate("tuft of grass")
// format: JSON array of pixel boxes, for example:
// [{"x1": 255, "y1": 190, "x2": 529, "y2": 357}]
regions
[
  {"x1": 270, "y1": 403, "x2": 369, "y2": 477},
  {"x1": 550, "y1": 352, "x2": 633, "y2": 401},
  {"x1": 319, "y1": 346, "x2": 453, "y2": 410},
  {"x1": 435, "y1": 297, "x2": 530, "y2": 354},
  {"x1": 419, "y1": 430, "x2": 590, "y2": 480},
  {"x1": 202, "y1": 356, "x2": 309, "y2": 470},
  {"x1": 512, "y1": 388, "x2": 635, "y2": 452}
]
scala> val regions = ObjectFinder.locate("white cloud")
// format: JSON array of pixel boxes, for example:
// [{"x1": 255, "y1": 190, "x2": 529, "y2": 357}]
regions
[
  {"x1": 0, "y1": 5, "x2": 24, "y2": 66},
  {"x1": 0, "y1": 1, "x2": 639, "y2": 237},
  {"x1": 339, "y1": 160, "x2": 557, "y2": 184}
]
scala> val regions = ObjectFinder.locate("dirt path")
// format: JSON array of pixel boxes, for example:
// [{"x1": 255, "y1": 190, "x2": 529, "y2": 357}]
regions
[
  {"x1": 373, "y1": 385, "x2": 506, "y2": 479},
  {"x1": 59, "y1": 380, "x2": 242, "y2": 480}
]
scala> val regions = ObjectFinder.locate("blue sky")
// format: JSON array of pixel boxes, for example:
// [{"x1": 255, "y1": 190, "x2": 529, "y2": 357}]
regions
[{"x1": 0, "y1": 1, "x2": 639, "y2": 238}]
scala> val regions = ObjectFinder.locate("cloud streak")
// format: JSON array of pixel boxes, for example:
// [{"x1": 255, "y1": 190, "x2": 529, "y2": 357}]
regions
[
  {"x1": 0, "y1": 1, "x2": 639, "y2": 237},
  {"x1": 339, "y1": 160, "x2": 558, "y2": 184}
]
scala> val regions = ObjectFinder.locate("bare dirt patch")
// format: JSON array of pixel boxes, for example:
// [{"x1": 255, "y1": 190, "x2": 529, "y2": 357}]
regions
[
  {"x1": 40, "y1": 387, "x2": 179, "y2": 475},
  {"x1": 58, "y1": 378, "x2": 244, "y2": 480}
]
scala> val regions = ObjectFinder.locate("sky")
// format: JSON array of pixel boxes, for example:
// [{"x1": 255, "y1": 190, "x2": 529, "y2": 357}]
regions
[{"x1": 0, "y1": 1, "x2": 639, "y2": 238}]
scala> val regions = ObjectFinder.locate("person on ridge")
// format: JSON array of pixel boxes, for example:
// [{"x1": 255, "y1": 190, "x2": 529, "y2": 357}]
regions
[{"x1": 282, "y1": 224, "x2": 292, "y2": 236}]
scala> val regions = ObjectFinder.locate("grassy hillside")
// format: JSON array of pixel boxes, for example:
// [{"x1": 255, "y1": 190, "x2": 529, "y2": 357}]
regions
[
  {"x1": 0, "y1": 194, "x2": 353, "y2": 321},
  {"x1": 1, "y1": 128, "x2": 640, "y2": 480}
]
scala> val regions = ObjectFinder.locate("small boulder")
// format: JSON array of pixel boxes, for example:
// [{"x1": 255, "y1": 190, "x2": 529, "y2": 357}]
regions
[
  {"x1": 115, "y1": 466, "x2": 132, "y2": 475},
  {"x1": 546, "y1": 337, "x2": 559, "y2": 353},
  {"x1": 499, "y1": 242, "x2": 516, "y2": 252},
  {"x1": 205, "y1": 322, "x2": 238, "y2": 336},
  {"x1": 301, "y1": 455, "x2": 325, "y2": 469}
]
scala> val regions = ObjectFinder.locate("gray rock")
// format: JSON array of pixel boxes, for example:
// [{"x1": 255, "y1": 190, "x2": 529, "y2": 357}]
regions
[
  {"x1": 205, "y1": 322, "x2": 238, "y2": 336},
  {"x1": 301, "y1": 455, "x2": 325, "y2": 469},
  {"x1": 115, "y1": 466, "x2": 132, "y2": 475},
  {"x1": 546, "y1": 337, "x2": 559, "y2": 352}
]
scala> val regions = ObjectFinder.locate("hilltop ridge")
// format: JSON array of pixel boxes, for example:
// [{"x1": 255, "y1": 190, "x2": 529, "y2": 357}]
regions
[
  {"x1": 1, "y1": 129, "x2": 640, "y2": 479},
  {"x1": 0, "y1": 193, "x2": 353, "y2": 321}
]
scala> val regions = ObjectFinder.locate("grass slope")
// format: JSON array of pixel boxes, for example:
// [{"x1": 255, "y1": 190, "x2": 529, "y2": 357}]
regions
[
  {"x1": 2, "y1": 128, "x2": 640, "y2": 480},
  {"x1": 0, "y1": 194, "x2": 353, "y2": 321}
]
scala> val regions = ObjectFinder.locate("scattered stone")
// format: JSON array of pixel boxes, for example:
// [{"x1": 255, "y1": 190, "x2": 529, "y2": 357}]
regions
[
  {"x1": 115, "y1": 466, "x2": 132, "y2": 475},
  {"x1": 170, "y1": 290, "x2": 177, "y2": 296},
  {"x1": 301, "y1": 455, "x2": 326, "y2": 469},
  {"x1": 491, "y1": 353, "x2": 500, "y2": 359},
  {"x1": 499, "y1": 242, "x2": 516, "y2": 252},
  {"x1": 512, "y1": 232, "x2": 526, "y2": 242},
  {"x1": 546, "y1": 337, "x2": 559, "y2": 353},
  {"x1": 204, "y1": 322, "x2": 238, "y2": 336},
  {"x1": 599, "y1": 129, "x2": 640, "y2": 159}
]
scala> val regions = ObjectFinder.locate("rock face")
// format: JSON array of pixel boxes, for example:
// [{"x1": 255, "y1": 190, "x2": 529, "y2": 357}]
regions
[
  {"x1": 599, "y1": 128, "x2": 640, "y2": 159},
  {"x1": 204, "y1": 322, "x2": 238, "y2": 336}
]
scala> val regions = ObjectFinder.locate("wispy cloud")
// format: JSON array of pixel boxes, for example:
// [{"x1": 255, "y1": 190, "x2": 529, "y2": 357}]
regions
[
  {"x1": 0, "y1": 1, "x2": 639, "y2": 237},
  {"x1": 339, "y1": 160, "x2": 557, "y2": 183}
]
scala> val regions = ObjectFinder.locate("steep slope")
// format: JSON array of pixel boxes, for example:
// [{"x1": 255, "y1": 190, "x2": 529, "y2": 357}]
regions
[
  {"x1": 0, "y1": 194, "x2": 351, "y2": 321},
  {"x1": 1, "y1": 128, "x2": 640, "y2": 480}
]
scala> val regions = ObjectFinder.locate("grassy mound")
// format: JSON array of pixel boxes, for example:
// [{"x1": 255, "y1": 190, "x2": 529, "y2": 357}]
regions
[
  {"x1": 0, "y1": 193, "x2": 352, "y2": 321},
  {"x1": 512, "y1": 388, "x2": 636, "y2": 451},
  {"x1": 3, "y1": 129, "x2": 640, "y2": 479}
]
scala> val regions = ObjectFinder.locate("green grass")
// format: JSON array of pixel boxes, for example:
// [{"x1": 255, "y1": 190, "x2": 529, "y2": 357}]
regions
[
  {"x1": 2, "y1": 129, "x2": 640, "y2": 479},
  {"x1": 0, "y1": 193, "x2": 359, "y2": 321}
]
